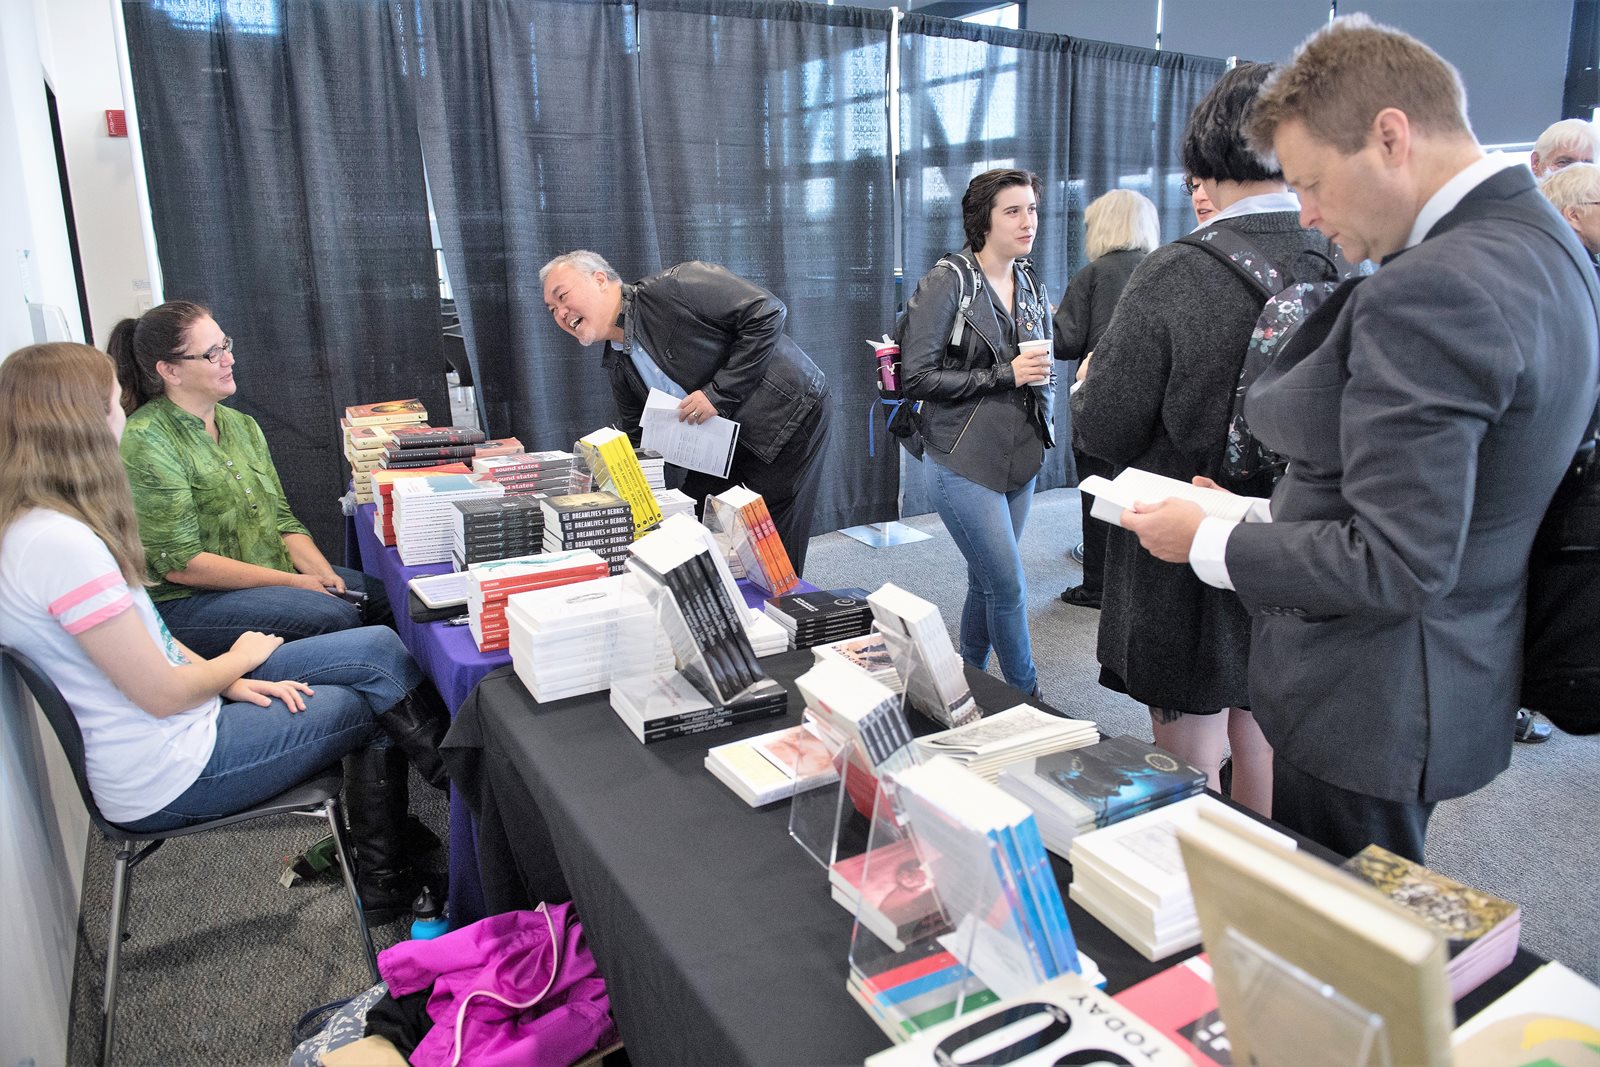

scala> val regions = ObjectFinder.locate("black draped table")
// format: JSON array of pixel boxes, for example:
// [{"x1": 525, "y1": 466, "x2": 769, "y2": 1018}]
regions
[{"x1": 442, "y1": 651, "x2": 1542, "y2": 1066}]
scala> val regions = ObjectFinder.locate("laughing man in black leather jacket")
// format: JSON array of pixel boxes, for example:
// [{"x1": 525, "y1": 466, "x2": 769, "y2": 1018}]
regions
[{"x1": 540, "y1": 250, "x2": 831, "y2": 575}]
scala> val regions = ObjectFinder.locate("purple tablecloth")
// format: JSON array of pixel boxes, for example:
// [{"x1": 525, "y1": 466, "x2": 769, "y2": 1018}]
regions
[{"x1": 349, "y1": 501, "x2": 811, "y2": 925}]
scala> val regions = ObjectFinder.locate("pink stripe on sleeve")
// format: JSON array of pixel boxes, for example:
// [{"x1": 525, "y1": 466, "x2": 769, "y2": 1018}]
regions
[
  {"x1": 48, "y1": 571, "x2": 126, "y2": 617},
  {"x1": 60, "y1": 593, "x2": 134, "y2": 635}
]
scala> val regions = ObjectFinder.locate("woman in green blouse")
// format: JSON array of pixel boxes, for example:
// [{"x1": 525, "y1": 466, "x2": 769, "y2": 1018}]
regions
[
  {"x1": 110, "y1": 302, "x2": 447, "y2": 788},
  {"x1": 112, "y1": 301, "x2": 386, "y2": 653}
]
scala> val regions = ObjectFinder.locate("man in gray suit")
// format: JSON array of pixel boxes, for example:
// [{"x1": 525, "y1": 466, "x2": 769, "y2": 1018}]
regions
[{"x1": 1123, "y1": 15, "x2": 1600, "y2": 862}]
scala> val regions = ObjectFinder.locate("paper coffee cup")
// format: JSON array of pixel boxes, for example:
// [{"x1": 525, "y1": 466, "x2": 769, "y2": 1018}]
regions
[{"x1": 1018, "y1": 338, "x2": 1052, "y2": 357}]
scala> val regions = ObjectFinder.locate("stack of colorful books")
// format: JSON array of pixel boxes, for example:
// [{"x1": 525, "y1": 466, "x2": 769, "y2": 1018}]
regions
[
  {"x1": 577, "y1": 426, "x2": 662, "y2": 536},
  {"x1": 708, "y1": 485, "x2": 797, "y2": 596},
  {"x1": 1341, "y1": 844, "x2": 1521, "y2": 1000},
  {"x1": 370, "y1": 465, "x2": 472, "y2": 547},
  {"x1": 462, "y1": 550, "x2": 611, "y2": 652},
  {"x1": 472, "y1": 450, "x2": 590, "y2": 497},
  {"x1": 342, "y1": 398, "x2": 427, "y2": 503}
]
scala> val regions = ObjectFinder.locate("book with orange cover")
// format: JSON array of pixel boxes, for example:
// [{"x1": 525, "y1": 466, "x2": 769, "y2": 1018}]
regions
[{"x1": 344, "y1": 398, "x2": 428, "y2": 426}]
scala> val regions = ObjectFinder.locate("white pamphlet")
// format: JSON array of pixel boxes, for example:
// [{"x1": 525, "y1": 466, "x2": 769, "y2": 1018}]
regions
[{"x1": 640, "y1": 388, "x2": 741, "y2": 478}]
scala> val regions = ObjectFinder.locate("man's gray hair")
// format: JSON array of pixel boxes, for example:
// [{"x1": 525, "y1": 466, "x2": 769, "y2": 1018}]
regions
[
  {"x1": 1540, "y1": 161, "x2": 1600, "y2": 213},
  {"x1": 539, "y1": 250, "x2": 620, "y2": 284},
  {"x1": 1534, "y1": 119, "x2": 1600, "y2": 162}
]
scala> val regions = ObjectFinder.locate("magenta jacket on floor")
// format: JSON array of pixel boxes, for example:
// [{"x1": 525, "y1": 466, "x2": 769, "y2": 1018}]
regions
[{"x1": 379, "y1": 903, "x2": 618, "y2": 1067}]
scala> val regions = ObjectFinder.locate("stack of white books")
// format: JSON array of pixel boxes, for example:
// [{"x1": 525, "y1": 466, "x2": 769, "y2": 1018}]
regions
[
  {"x1": 793, "y1": 659, "x2": 912, "y2": 769},
  {"x1": 866, "y1": 583, "x2": 979, "y2": 728},
  {"x1": 637, "y1": 448, "x2": 665, "y2": 489},
  {"x1": 743, "y1": 609, "x2": 790, "y2": 658},
  {"x1": 390, "y1": 474, "x2": 504, "y2": 566},
  {"x1": 914, "y1": 704, "x2": 1097, "y2": 783},
  {"x1": 1068, "y1": 794, "x2": 1296, "y2": 962},
  {"x1": 704, "y1": 719, "x2": 840, "y2": 807},
  {"x1": 653, "y1": 486, "x2": 696, "y2": 521},
  {"x1": 506, "y1": 575, "x2": 671, "y2": 702},
  {"x1": 813, "y1": 632, "x2": 902, "y2": 693}
]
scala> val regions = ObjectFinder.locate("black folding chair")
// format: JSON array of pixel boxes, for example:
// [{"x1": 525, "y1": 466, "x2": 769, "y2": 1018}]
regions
[{"x1": 0, "y1": 645, "x2": 379, "y2": 1065}]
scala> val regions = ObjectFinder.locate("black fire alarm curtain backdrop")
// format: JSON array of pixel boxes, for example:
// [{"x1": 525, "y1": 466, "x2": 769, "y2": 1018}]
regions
[{"x1": 122, "y1": 0, "x2": 1224, "y2": 549}]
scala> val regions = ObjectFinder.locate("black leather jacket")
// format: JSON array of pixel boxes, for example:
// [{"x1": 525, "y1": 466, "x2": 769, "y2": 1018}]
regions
[
  {"x1": 601, "y1": 262, "x2": 828, "y2": 465},
  {"x1": 900, "y1": 251, "x2": 1053, "y2": 459}
]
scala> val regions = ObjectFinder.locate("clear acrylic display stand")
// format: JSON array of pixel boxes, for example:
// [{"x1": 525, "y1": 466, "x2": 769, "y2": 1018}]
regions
[
  {"x1": 1218, "y1": 926, "x2": 1393, "y2": 1067},
  {"x1": 877, "y1": 627, "x2": 978, "y2": 729},
  {"x1": 620, "y1": 567, "x2": 767, "y2": 707},
  {"x1": 788, "y1": 711, "x2": 921, "y2": 873},
  {"x1": 844, "y1": 760, "x2": 1065, "y2": 1043}
]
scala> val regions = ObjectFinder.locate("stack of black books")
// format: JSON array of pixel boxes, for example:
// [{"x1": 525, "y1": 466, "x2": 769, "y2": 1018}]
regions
[
  {"x1": 541, "y1": 491, "x2": 635, "y2": 575},
  {"x1": 451, "y1": 497, "x2": 545, "y2": 569},
  {"x1": 763, "y1": 587, "x2": 874, "y2": 650},
  {"x1": 382, "y1": 425, "x2": 488, "y2": 469}
]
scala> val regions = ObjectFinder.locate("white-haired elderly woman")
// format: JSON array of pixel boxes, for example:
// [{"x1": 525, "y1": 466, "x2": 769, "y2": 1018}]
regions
[
  {"x1": 1053, "y1": 189, "x2": 1160, "y2": 609},
  {"x1": 1540, "y1": 161, "x2": 1600, "y2": 261}
]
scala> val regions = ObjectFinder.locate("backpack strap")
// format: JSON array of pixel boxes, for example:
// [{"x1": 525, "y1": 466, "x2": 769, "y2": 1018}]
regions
[{"x1": 1178, "y1": 228, "x2": 1282, "y2": 300}]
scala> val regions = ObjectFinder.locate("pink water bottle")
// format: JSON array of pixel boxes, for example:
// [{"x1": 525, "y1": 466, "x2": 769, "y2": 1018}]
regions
[{"x1": 868, "y1": 337, "x2": 899, "y2": 393}]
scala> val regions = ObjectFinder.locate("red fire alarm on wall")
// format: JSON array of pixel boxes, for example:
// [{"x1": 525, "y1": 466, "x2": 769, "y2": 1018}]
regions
[{"x1": 105, "y1": 110, "x2": 127, "y2": 137}]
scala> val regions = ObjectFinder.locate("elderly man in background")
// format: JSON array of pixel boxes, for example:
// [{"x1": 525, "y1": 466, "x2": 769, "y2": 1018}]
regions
[
  {"x1": 1530, "y1": 117, "x2": 1600, "y2": 178},
  {"x1": 540, "y1": 250, "x2": 831, "y2": 576}
]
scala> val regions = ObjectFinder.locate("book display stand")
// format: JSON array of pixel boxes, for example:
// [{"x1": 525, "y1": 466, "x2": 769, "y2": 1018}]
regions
[
  {"x1": 787, "y1": 719, "x2": 916, "y2": 873},
  {"x1": 844, "y1": 759, "x2": 1083, "y2": 1044},
  {"x1": 876, "y1": 628, "x2": 979, "y2": 729},
  {"x1": 1215, "y1": 926, "x2": 1394, "y2": 1067},
  {"x1": 621, "y1": 574, "x2": 770, "y2": 707}
]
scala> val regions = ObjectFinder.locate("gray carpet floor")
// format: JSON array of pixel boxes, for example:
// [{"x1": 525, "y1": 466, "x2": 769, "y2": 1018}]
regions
[{"x1": 64, "y1": 488, "x2": 1599, "y2": 1064}]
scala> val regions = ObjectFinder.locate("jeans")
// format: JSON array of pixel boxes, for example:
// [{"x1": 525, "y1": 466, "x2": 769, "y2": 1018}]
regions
[
  {"x1": 155, "y1": 564, "x2": 392, "y2": 659},
  {"x1": 925, "y1": 458, "x2": 1038, "y2": 695},
  {"x1": 122, "y1": 626, "x2": 422, "y2": 831}
]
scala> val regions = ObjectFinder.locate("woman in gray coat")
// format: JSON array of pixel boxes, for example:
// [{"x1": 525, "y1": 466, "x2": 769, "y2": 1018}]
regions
[{"x1": 1070, "y1": 63, "x2": 1341, "y2": 815}]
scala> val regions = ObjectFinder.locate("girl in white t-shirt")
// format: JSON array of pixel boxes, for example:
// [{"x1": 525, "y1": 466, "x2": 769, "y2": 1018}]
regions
[{"x1": 0, "y1": 342, "x2": 434, "y2": 922}]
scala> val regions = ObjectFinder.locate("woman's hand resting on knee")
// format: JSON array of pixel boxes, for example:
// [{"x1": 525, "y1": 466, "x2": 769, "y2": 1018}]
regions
[{"x1": 223, "y1": 677, "x2": 314, "y2": 711}]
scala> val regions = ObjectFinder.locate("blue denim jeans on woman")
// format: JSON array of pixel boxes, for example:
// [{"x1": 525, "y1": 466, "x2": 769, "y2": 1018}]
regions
[
  {"x1": 154, "y1": 564, "x2": 391, "y2": 659},
  {"x1": 122, "y1": 626, "x2": 422, "y2": 831},
  {"x1": 924, "y1": 458, "x2": 1038, "y2": 695}
]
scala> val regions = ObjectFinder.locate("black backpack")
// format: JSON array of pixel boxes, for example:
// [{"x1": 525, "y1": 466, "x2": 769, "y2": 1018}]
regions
[{"x1": 1178, "y1": 227, "x2": 1363, "y2": 495}]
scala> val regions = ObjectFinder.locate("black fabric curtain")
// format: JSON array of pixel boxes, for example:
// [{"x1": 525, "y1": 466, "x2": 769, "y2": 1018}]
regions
[
  {"x1": 408, "y1": 0, "x2": 658, "y2": 453},
  {"x1": 122, "y1": 0, "x2": 445, "y2": 554},
  {"x1": 635, "y1": 0, "x2": 898, "y2": 535},
  {"x1": 1066, "y1": 39, "x2": 1226, "y2": 262},
  {"x1": 897, "y1": 16, "x2": 1076, "y2": 515}
]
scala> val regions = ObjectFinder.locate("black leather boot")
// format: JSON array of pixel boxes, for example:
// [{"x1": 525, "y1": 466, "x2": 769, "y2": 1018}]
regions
[
  {"x1": 377, "y1": 683, "x2": 451, "y2": 790},
  {"x1": 343, "y1": 745, "x2": 422, "y2": 925}
]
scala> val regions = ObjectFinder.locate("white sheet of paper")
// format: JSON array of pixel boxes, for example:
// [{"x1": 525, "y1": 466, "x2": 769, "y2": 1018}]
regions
[
  {"x1": 1078, "y1": 468, "x2": 1257, "y2": 528},
  {"x1": 640, "y1": 388, "x2": 741, "y2": 478}
]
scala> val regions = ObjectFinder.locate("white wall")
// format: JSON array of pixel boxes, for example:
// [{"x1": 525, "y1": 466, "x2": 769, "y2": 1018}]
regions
[
  {"x1": 43, "y1": 0, "x2": 153, "y2": 345},
  {"x1": 0, "y1": 2, "x2": 97, "y2": 1063}
]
